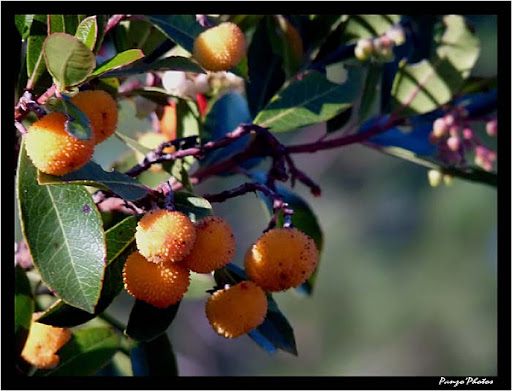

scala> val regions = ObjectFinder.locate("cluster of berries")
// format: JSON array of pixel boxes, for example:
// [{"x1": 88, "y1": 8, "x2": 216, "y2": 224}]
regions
[
  {"x1": 123, "y1": 208, "x2": 318, "y2": 339},
  {"x1": 24, "y1": 90, "x2": 118, "y2": 176},
  {"x1": 354, "y1": 24, "x2": 405, "y2": 62},
  {"x1": 429, "y1": 108, "x2": 497, "y2": 174}
]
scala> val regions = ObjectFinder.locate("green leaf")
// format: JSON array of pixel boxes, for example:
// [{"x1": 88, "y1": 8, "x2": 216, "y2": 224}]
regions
[
  {"x1": 391, "y1": 15, "x2": 480, "y2": 116},
  {"x1": 17, "y1": 141, "x2": 106, "y2": 314},
  {"x1": 125, "y1": 300, "x2": 181, "y2": 342},
  {"x1": 249, "y1": 294, "x2": 298, "y2": 356},
  {"x1": 122, "y1": 87, "x2": 176, "y2": 106},
  {"x1": 37, "y1": 217, "x2": 138, "y2": 327},
  {"x1": 93, "y1": 15, "x2": 108, "y2": 54},
  {"x1": 15, "y1": 14, "x2": 36, "y2": 40},
  {"x1": 48, "y1": 15, "x2": 80, "y2": 35},
  {"x1": 38, "y1": 161, "x2": 148, "y2": 202},
  {"x1": 127, "y1": 19, "x2": 167, "y2": 57},
  {"x1": 130, "y1": 333, "x2": 178, "y2": 376},
  {"x1": 185, "y1": 273, "x2": 214, "y2": 300},
  {"x1": 114, "y1": 131, "x2": 153, "y2": 156},
  {"x1": 343, "y1": 14, "x2": 401, "y2": 42},
  {"x1": 145, "y1": 15, "x2": 204, "y2": 53},
  {"x1": 359, "y1": 64, "x2": 382, "y2": 123},
  {"x1": 305, "y1": 15, "x2": 347, "y2": 62},
  {"x1": 254, "y1": 70, "x2": 357, "y2": 132},
  {"x1": 90, "y1": 49, "x2": 145, "y2": 78},
  {"x1": 43, "y1": 97, "x2": 93, "y2": 141},
  {"x1": 75, "y1": 16, "x2": 98, "y2": 50},
  {"x1": 174, "y1": 191, "x2": 213, "y2": 223},
  {"x1": 36, "y1": 327, "x2": 120, "y2": 376},
  {"x1": 26, "y1": 35, "x2": 47, "y2": 88},
  {"x1": 246, "y1": 17, "x2": 286, "y2": 118},
  {"x1": 43, "y1": 33, "x2": 96, "y2": 87},
  {"x1": 98, "y1": 56, "x2": 204, "y2": 78},
  {"x1": 15, "y1": 265, "x2": 34, "y2": 357}
]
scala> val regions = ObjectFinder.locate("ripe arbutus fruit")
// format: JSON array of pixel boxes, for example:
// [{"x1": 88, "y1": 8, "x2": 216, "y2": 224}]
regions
[
  {"x1": 206, "y1": 281, "x2": 267, "y2": 338},
  {"x1": 244, "y1": 228, "x2": 319, "y2": 291},
  {"x1": 21, "y1": 313, "x2": 72, "y2": 369},
  {"x1": 181, "y1": 216, "x2": 236, "y2": 273},
  {"x1": 135, "y1": 209, "x2": 196, "y2": 263},
  {"x1": 25, "y1": 112, "x2": 95, "y2": 175},
  {"x1": 193, "y1": 22, "x2": 246, "y2": 72},
  {"x1": 123, "y1": 251, "x2": 190, "y2": 308},
  {"x1": 70, "y1": 90, "x2": 118, "y2": 144}
]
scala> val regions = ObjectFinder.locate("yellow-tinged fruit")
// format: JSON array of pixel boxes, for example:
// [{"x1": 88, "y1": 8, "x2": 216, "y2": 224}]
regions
[
  {"x1": 181, "y1": 216, "x2": 236, "y2": 273},
  {"x1": 25, "y1": 112, "x2": 95, "y2": 175},
  {"x1": 70, "y1": 90, "x2": 118, "y2": 144},
  {"x1": 244, "y1": 228, "x2": 319, "y2": 292},
  {"x1": 160, "y1": 103, "x2": 177, "y2": 140},
  {"x1": 135, "y1": 209, "x2": 196, "y2": 263},
  {"x1": 135, "y1": 132, "x2": 176, "y2": 172},
  {"x1": 21, "y1": 313, "x2": 72, "y2": 369},
  {"x1": 193, "y1": 22, "x2": 246, "y2": 72},
  {"x1": 205, "y1": 281, "x2": 267, "y2": 338},
  {"x1": 123, "y1": 251, "x2": 190, "y2": 308}
]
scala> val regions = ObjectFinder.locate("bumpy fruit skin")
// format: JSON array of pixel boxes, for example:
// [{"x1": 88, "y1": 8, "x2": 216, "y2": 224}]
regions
[
  {"x1": 205, "y1": 281, "x2": 267, "y2": 338},
  {"x1": 70, "y1": 90, "x2": 118, "y2": 144},
  {"x1": 123, "y1": 251, "x2": 190, "y2": 308},
  {"x1": 244, "y1": 228, "x2": 319, "y2": 292},
  {"x1": 193, "y1": 22, "x2": 246, "y2": 72},
  {"x1": 135, "y1": 209, "x2": 196, "y2": 263},
  {"x1": 21, "y1": 313, "x2": 72, "y2": 369},
  {"x1": 25, "y1": 112, "x2": 95, "y2": 175},
  {"x1": 181, "y1": 216, "x2": 236, "y2": 273}
]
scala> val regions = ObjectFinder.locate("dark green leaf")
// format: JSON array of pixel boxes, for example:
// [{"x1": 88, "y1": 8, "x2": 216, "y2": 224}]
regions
[
  {"x1": 43, "y1": 33, "x2": 96, "y2": 87},
  {"x1": 75, "y1": 16, "x2": 98, "y2": 50},
  {"x1": 48, "y1": 15, "x2": 81, "y2": 35},
  {"x1": 254, "y1": 70, "x2": 357, "y2": 132},
  {"x1": 146, "y1": 15, "x2": 204, "y2": 53},
  {"x1": 174, "y1": 191, "x2": 213, "y2": 223},
  {"x1": 98, "y1": 56, "x2": 204, "y2": 78},
  {"x1": 37, "y1": 217, "x2": 138, "y2": 327},
  {"x1": 246, "y1": 17, "x2": 286, "y2": 118},
  {"x1": 125, "y1": 300, "x2": 181, "y2": 342},
  {"x1": 114, "y1": 131, "x2": 153, "y2": 156},
  {"x1": 38, "y1": 161, "x2": 148, "y2": 202},
  {"x1": 43, "y1": 97, "x2": 93, "y2": 141},
  {"x1": 304, "y1": 15, "x2": 347, "y2": 62},
  {"x1": 122, "y1": 87, "x2": 176, "y2": 106},
  {"x1": 17, "y1": 141, "x2": 106, "y2": 313},
  {"x1": 130, "y1": 333, "x2": 178, "y2": 376},
  {"x1": 36, "y1": 327, "x2": 120, "y2": 376},
  {"x1": 15, "y1": 15, "x2": 36, "y2": 40},
  {"x1": 90, "y1": 49, "x2": 145, "y2": 78},
  {"x1": 93, "y1": 15, "x2": 108, "y2": 54},
  {"x1": 127, "y1": 19, "x2": 167, "y2": 57},
  {"x1": 26, "y1": 35, "x2": 47, "y2": 88},
  {"x1": 15, "y1": 265, "x2": 34, "y2": 357},
  {"x1": 249, "y1": 295, "x2": 297, "y2": 355},
  {"x1": 359, "y1": 64, "x2": 382, "y2": 123}
]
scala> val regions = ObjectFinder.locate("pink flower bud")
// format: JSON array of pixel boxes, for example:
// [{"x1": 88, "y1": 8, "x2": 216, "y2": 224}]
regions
[
  {"x1": 449, "y1": 125, "x2": 460, "y2": 137},
  {"x1": 462, "y1": 128, "x2": 473, "y2": 140},
  {"x1": 443, "y1": 114, "x2": 455, "y2": 127},
  {"x1": 432, "y1": 118, "x2": 448, "y2": 138},
  {"x1": 447, "y1": 136, "x2": 461, "y2": 152},
  {"x1": 486, "y1": 119, "x2": 497, "y2": 137}
]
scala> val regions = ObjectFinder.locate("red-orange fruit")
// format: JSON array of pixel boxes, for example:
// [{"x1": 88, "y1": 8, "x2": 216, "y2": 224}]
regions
[
  {"x1": 123, "y1": 251, "x2": 190, "y2": 308},
  {"x1": 160, "y1": 103, "x2": 177, "y2": 140},
  {"x1": 135, "y1": 209, "x2": 196, "y2": 263},
  {"x1": 193, "y1": 22, "x2": 246, "y2": 72},
  {"x1": 181, "y1": 216, "x2": 236, "y2": 273},
  {"x1": 205, "y1": 281, "x2": 267, "y2": 338},
  {"x1": 70, "y1": 90, "x2": 118, "y2": 144},
  {"x1": 244, "y1": 228, "x2": 319, "y2": 292},
  {"x1": 21, "y1": 313, "x2": 72, "y2": 369},
  {"x1": 24, "y1": 112, "x2": 95, "y2": 175}
]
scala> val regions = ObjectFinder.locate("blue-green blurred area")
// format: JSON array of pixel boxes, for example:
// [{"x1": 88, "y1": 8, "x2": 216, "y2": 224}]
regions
[{"x1": 14, "y1": 15, "x2": 497, "y2": 376}]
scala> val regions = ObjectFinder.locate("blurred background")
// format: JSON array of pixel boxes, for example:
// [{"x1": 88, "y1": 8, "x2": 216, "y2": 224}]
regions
[{"x1": 15, "y1": 15, "x2": 497, "y2": 376}]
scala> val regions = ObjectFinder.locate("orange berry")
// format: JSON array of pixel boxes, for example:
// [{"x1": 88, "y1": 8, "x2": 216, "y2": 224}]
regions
[
  {"x1": 123, "y1": 251, "x2": 190, "y2": 308},
  {"x1": 135, "y1": 209, "x2": 196, "y2": 263},
  {"x1": 160, "y1": 103, "x2": 177, "y2": 140},
  {"x1": 181, "y1": 216, "x2": 236, "y2": 273},
  {"x1": 244, "y1": 228, "x2": 319, "y2": 292},
  {"x1": 25, "y1": 112, "x2": 95, "y2": 175},
  {"x1": 21, "y1": 313, "x2": 72, "y2": 369},
  {"x1": 193, "y1": 22, "x2": 246, "y2": 72},
  {"x1": 205, "y1": 281, "x2": 267, "y2": 338},
  {"x1": 70, "y1": 90, "x2": 118, "y2": 144}
]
